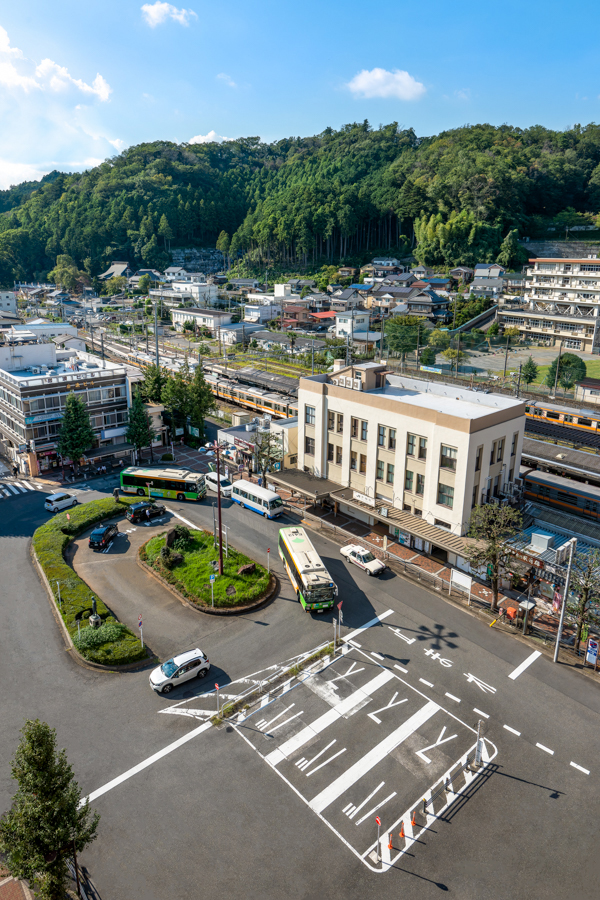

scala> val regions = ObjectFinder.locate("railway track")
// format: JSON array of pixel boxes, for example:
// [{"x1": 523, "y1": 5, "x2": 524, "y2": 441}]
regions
[{"x1": 525, "y1": 417, "x2": 600, "y2": 451}]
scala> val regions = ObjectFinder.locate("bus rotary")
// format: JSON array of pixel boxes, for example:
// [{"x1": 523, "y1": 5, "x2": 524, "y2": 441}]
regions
[
  {"x1": 278, "y1": 526, "x2": 337, "y2": 612},
  {"x1": 120, "y1": 466, "x2": 207, "y2": 501}
]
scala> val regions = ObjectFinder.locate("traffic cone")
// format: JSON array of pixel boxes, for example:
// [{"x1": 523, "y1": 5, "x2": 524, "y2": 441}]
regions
[
  {"x1": 398, "y1": 821, "x2": 405, "y2": 840},
  {"x1": 411, "y1": 809, "x2": 417, "y2": 827},
  {"x1": 388, "y1": 832, "x2": 393, "y2": 850}
]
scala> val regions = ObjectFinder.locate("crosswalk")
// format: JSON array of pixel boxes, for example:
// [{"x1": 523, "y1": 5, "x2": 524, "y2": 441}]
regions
[{"x1": 0, "y1": 480, "x2": 47, "y2": 499}]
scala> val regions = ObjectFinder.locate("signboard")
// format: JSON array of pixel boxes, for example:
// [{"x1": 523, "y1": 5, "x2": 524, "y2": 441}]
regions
[
  {"x1": 352, "y1": 490, "x2": 375, "y2": 507},
  {"x1": 175, "y1": 427, "x2": 184, "y2": 436},
  {"x1": 450, "y1": 569, "x2": 472, "y2": 595},
  {"x1": 234, "y1": 436, "x2": 255, "y2": 450},
  {"x1": 189, "y1": 426, "x2": 200, "y2": 437},
  {"x1": 586, "y1": 638, "x2": 598, "y2": 666},
  {"x1": 25, "y1": 412, "x2": 63, "y2": 425},
  {"x1": 510, "y1": 548, "x2": 545, "y2": 570},
  {"x1": 210, "y1": 574, "x2": 216, "y2": 583},
  {"x1": 420, "y1": 365, "x2": 442, "y2": 374},
  {"x1": 394, "y1": 528, "x2": 411, "y2": 546}
]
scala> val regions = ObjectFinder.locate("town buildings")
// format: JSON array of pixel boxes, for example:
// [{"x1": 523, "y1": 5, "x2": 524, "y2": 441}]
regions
[
  {"x1": 296, "y1": 361, "x2": 525, "y2": 544},
  {"x1": 170, "y1": 308, "x2": 233, "y2": 333},
  {"x1": 0, "y1": 292, "x2": 17, "y2": 315}
]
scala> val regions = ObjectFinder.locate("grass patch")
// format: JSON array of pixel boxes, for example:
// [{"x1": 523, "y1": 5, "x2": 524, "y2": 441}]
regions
[
  {"x1": 531, "y1": 359, "x2": 600, "y2": 385},
  {"x1": 142, "y1": 530, "x2": 269, "y2": 608},
  {"x1": 32, "y1": 497, "x2": 146, "y2": 666}
]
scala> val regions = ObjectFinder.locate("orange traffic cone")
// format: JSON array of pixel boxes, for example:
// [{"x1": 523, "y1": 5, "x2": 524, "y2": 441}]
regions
[
  {"x1": 399, "y1": 821, "x2": 405, "y2": 840},
  {"x1": 411, "y1": 809, "x2": 417, "y2": 827},
  {"x1": 388, "y1": 832, "x2": 393, "y2": 850}
]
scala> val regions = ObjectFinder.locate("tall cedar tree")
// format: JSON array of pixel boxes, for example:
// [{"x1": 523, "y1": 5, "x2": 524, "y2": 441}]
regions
[
  {"x1": 126, "y1": 393, "x2": 156, "y2": 458},
  {"x1": 521, "y1": 356, "x2": 538, "y2": 386},
  {"x1": 466, "y1": 505, "x2": 523, "y2": 611},
  {"x1": 569, "y1": 549, "x2": 600, "y2": 651},
  {"x1": 0, "y1": 720, "x2": 99, "y2": 900},
  {"x1": 57, "y1": 393, "x2": 95, "y2": 471}
]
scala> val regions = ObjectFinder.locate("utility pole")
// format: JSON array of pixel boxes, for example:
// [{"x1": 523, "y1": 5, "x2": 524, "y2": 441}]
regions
[
  {"x1": 154, "y1": 301, "x2": 159, "y2": 368},
  {"x1": 554, "y1": 537, "x2": 577, "y2": 664},
  {"x1": 456, "y1": 331, "x2": 461, "y2": 377},
  {"x1": 552, "y1": 343, "x2": 562, "y2": 398},
  {"x1": 145, "y1": 323, "x2": 148, "y2": 353},
  {"x1": 100, "y1": 331, "x2": 104, "y2": 361},
  {"x1": 213, "y1": 442, "x2": 224, "y2": 575},
  {"x1": 516, "y1": 363, "x2": 522, "y2": 398},
  {"x1": 503, "y1": 334, "x2": 510, "y2": 378},
  {"x1": 312, "y1": 339, "x2": 315, "y2": 375}
]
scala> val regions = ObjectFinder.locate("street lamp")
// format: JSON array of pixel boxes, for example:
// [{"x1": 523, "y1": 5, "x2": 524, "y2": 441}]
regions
[
  {"x1": 208, "y1": 440, "x2": 227, "y2": 574},
  {"x1": 554, "y1": 537, "x2": 577, "y2": 664}
]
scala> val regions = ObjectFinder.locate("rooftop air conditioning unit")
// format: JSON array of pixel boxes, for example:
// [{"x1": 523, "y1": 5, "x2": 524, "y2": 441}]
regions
[
  {"x1": 353, "y1": 379, "x2": 362, "y2": 390},
  {"x1": 380, "y1": 507, "x2": 389, "y2": 517},
  {"x1": 30, "y1": 367, "x2": 41, "y2": 374}
]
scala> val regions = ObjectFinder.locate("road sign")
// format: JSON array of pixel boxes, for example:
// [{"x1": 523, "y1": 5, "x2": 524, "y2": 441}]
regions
[
  {"x1": 210, "y1": 573, "x2": 216, "y2": 583},
  {"x1": 375, "y1": 816, "x2": 381, "y2": 826},
  {"x1": 138, "y1": 615, "x2": 142, "y2": 628},
  {"x1": 337, "y1": 600, "x2": 343, "y2": 610},
  {"x1": 586, "y1": 638, "x2": 598, "y2": 666}
]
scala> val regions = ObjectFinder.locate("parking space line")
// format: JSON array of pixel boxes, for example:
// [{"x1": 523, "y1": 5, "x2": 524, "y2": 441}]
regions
[
  {"x1": 419, "y1": 678, "x2": 434, "y2": 688},
  {"x1": 355, "y1": 791, "x2": 397, "y2": 826},
  {"x1": 508, "y1": 650, "x2": 542, "y2": 680},
  {"x1": 305, "y1": 747, "x2": 346, "y2": 776},
  {"x1": 394, "y1": 664, "x2": 408, "y2": 674},
  {"x1": 503, "y1": 725, "x2": 521, "y2": 736},
  {"x1": 536, "y1": 743, "x2": 554, "y2": 755},
  {"x1": 570, "y1": 762, "x2": 590, "y2": 775},
  {"x1": 445, "y1": 693, "x2": 461, "y2": 703},
  {"x1": 371, "y1": 652, "x2": 384, "y2": 661},
  {"x1": 473, "y1": 708, "x2": 489, "y2": 719}
]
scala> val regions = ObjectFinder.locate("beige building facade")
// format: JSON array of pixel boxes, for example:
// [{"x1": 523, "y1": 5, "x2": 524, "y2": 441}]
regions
[{"x1": 298, "y1": 362, "x2": 525, "y2": 537}]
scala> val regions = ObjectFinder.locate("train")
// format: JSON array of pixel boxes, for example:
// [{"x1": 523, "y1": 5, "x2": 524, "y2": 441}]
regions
[
  {"x1": 521, "y1": 465, "x2": 600, "y2": 523},
  {"x1": 525, "y1": 400, "x2": 600, "y2": 433},
  {"x1": 203, "y1": 372, "x2": 299, "y2": 418}
]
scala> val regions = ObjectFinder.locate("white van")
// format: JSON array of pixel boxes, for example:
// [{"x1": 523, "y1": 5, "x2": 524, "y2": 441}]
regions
[
  {"x1": 44, "y1": 492, "x2": 78, "y2": 513},
  {"x1": 231, "y1": 479, "x2": 284, "y2": 518},
  {"x1": 205, "y1": 471, "x2": 233, "y2": 497}
]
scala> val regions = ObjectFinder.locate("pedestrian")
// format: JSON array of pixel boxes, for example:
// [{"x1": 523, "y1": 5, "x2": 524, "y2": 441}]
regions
[
  {"x1": 12, "y1": 464, "x2": 18, "y2": 477},
  {"x1": 146, "y1": 508, "x2": 151, "y2": 522}
]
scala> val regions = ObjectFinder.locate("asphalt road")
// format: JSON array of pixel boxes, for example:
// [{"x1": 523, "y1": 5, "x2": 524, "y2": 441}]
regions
[{"x1": 1, "y1": 488, "x2": 599, "y2": 899}]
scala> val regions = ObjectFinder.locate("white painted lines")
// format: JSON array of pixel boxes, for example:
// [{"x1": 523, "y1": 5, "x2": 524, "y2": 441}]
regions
[
  {"x1": 419, "y1": 678, "x2": 434, "y2": 688},
  {"x1": 305, "y1": 746, "x2": 346, "y2": 777},
  {"x1": 371, "y1": 652, "x2": 385, "y2": 661},
  {"x1": 344, "y1": 609, "x2": 394, "y2": 645},
  {"x1": 445, "y1": 692, "x2": 461, "y2": 703},
  {"x1": 503, "y1": 725, "x2": 521, "y2": 736},
  {"x1": 344, "y1": 782, "x2": 385, "y2": 820},
  {"x1": 570, "y1": 762, "x2": 590, "y2": 775},
  {"x1": 394, "y1": 664, "x2": 408, "y2": 674},
  {"x1": 508, "y1": 650, "x2": 542, "y2": 680},
  {"x1": 296, "y1": 740, "x2": 337, "y2": 773},
  {"x1": 354, "y1": 790, "x2": 397, "y2": 826},
  {"x1": 473, "y1": 708, "x2": 489, "y2": 719},
  {"x1": 348, "y1": 639, "x2": 362, "y2": 649},
  {"x1": 536, "y1": 743, "x2": 554, "y2": 756}
]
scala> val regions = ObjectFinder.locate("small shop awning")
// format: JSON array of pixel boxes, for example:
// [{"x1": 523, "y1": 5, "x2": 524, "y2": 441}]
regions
[
  {"x1": 84, "y1": 442, "x2": 133, "y2": 460},
  {"x1": 267, "y1": 468, "x2": 342, "y2": 501}
]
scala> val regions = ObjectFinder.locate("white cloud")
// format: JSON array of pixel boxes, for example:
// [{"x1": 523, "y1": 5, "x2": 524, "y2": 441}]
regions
[
  {"x1": 188, "y1": 130, "x2": 232, "y2": 144},
  {"x1": 0, "y1": 59, "x2": 40, "y2": 92},
  {"x1": 346, "y1": 67, "x2": 425, "y2": 101},
  {"x1": 141, "y1": 2, "x2": 197, "y2": 27},
  {"x1": 454, "y1": 88, "x2": 471, "y2": 101},
  {"x1": 216, "y1": 72, "x2": 236, "y2": 88},
  {"x1": 0, "y1": 160, "x2": 50, "y2": 191},
  {"x1": 35, "y1": 59, "x2": 111, "y2": 101},
  {"x1": 0, "y1": 25, "x2": 23, "y2": 57},
  {"x1": 108, "y1": 138, "x2": 126, "y2": 151}
]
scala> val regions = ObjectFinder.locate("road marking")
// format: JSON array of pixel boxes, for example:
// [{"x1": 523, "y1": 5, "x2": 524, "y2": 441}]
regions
[
  {"x1": 265, "y1": 669, "x2": 395, "y2": 767},
  {"x1": 473, "y1": 708, "x2": 489, "y2": 719},
  {"x1": 536, "y1": 743, "x2": 554, "y2": 755},
  {"x1": 305, "y1": 747, "x2": 346, "y2": 776},
  {"x1": 80, "y1": 720, "x2": 212, "y2": 806},
  {"x1": 445, "y1": 692, "x2": 461, "y2": 703},
  {"x1": 371, "y1": 652, "x2": 385, "y2": 661},
  {"x1": 368, "y1": 693, "x2": 407, "y2": 724},
  {"x1": 355, "y1": 791, "x2": 397, "y2": 826},
  {"x1": 258, "y1": 704, "x2": 295, "y2": 732},
  {"x1": 296, "y1": 740, "x2": 336, "y2": 772},
  {"x1": 344, "y1": 609, "x2": 394, "y2": 644},
  {"x1": 508, "y1": 650, "x2": 542, "y2": 680},
  {"x1": 347, "y1": 781, "x2": 385, "y2": 820},
  {"x1": 394, "y1": 664, "x2": 408, "y2": 674},
  {"x1": 570, "y1": 762, "x2": 590, "y2": 775},
  {"x1": 268, "y1": 710, "x2": 304, "y2": 734},
  {"x1": 309, "y1": 700, "x2": 440, "y2": 814},
  {"x1": 416, "y1": 726, "x2": 458, "y2": 763},
  {"x1": 165, "y1": 509, "x2": 199, "y2": 530},
  {"x1": 419, "y1": 678, "x2": 434, "y2": 688},
  {"x1": 347, "y1": 640, "x2": 362, "y2": 649},
  {"x1": 503, "y1": 725, "x2": 521, "y2": 736},
  {"x1": 6, "y1": 485, "x2": 19, "y2": 495}
]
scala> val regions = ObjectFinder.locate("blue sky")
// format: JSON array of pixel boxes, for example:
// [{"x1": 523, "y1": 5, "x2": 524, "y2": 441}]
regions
[{"x1": 0, "y1": 0, "x2": 597, "y2": 188}]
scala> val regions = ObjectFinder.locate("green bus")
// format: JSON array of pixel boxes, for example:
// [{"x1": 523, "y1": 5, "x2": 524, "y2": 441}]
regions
[
  {"x1": 120, "y1": 466, "x2": 207, "y2": 502},
  {"x1": 278, "y1": 526, "x2": 337, "y2": 613}
]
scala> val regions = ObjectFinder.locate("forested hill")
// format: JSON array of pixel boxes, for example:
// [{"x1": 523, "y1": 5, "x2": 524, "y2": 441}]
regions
[{"x1": 3, "y1": 121, "x2": 600, "y2": 285}]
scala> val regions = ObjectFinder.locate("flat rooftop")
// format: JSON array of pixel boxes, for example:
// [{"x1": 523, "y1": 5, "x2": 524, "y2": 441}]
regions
[
  {"x1": 374, "y1": 375, "x2": 524, "y2": 420},
  {"x1": 0, "y1": 354, "x2": 126, "y2": 386}
]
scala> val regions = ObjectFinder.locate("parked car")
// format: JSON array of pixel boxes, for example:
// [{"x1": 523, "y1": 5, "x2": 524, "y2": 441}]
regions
[
  {"x1": 88, "y1": 522, "x2": 119, "y2": 551},
  {"x1": 45, "y1": 492, "x2": 78, "y2": 513},
  {"x1": 126, "y1": 501, "x2": 167, "y2": 523},
  {"x1": 340, "y1": 544, "x2": 386, "y2": 576},
  {"x1": 205, "y1": 472, "x2": 232, "y2": 497},
  {"x1": 149, "y1": 648, "x2": 210, "y2": 694}
]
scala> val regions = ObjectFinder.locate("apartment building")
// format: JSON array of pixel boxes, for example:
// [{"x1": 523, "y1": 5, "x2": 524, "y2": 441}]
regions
[
  {"x1": 497, "y1": 257, "x2": 600, "y2": 352},
  {"x1": 297, "y1": 362, "x2": 525, "y2": 544}
]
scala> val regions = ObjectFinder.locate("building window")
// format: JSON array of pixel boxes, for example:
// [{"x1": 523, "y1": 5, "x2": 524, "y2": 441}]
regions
[
  {"x1": 475, "y1": 447, "x2": 482, "y2": 471},
  {"x1": 305, "y1": 436, "x2": 315, "y2": 456},
  {"x1": 327, "y1": 411, "x2": 335, "y2": 431},
  {"x1": 403, "y1": 504, "x2": 412, "y2": 512},
  {"x1": 472, "y1": 485, "x2": 478, "y2": 508},
  {"x1": 327, "y1": 443, "x2": 334, "y2": 462},
  {"x1": 378, "y1": 425, "x2": 386, "y2": 447},
  {"x1": 511, "y1": 433, "x2": 517, "y2": 456},
  {"x1": 383, "y1": 463, "x2": 393, "y2": 485},
  {"x1": 440, "y1": 445, "x2": 457, "y2": 471},
  {"x1": 377, "y1": 460, "x2": 384, "y2": 481},
  {"x1": 388, "y1": 428, "x2": 396, "y2": 450},
  {"x1": 416, "y1": 473, "x2": 425, "y2": 495},
  {"x1": 361, "y1": 421, "x2": 368, "y2": 441},
  {"x1": 490, "y1": 442, "x2": 497, "y2": 465},
  {"x1": 407, "y1": 434, "x2": 416, "y2": 456},
  {"x1": 351, "y1": 417, "x2": 358, "y2": 438},
  {"x1": 419, "y1": 437, "x2": 427, "y2": 460},
  {"x1": 337, "y1": 414, "x2": 344, "y2": 433},
  {"x1": 350, "y1": 451, "x2": 357, "y2": 470},
  {"x1": 435, "y1": 519, "x2": 451, "y2": 529},
  {"x1": 497, "y1": 439, "x2": 504, "y2": 462},
  {"x1": 437, "y1": 483, "x2": 454, "y2": 508},
  {"x1": 336, "y1": 446, "x2": 343, "y2": 465},
  {"x1": 359, "y1": 454, "x2": 367, "y2": 474},
  {"x1": 305, "y1": 405, "x2": 315, "y2": 426},
  {"x1": 414, "y1": 508, "x2": 422, "y2": 516},
  {"x1": 405, "y1": 469, "x2": 414, "y2": 491}
]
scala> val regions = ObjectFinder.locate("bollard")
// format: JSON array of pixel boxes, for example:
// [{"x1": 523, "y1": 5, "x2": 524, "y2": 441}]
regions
[
  {"x1": 411, "y1": 809, "x2": 417, "y2": 827},
  {"x1": 388, "y1": 832, "x2": 393, "y2": 850},
  {"x1": 399, "y1": 821, "x2": 405, "y2": 840}
]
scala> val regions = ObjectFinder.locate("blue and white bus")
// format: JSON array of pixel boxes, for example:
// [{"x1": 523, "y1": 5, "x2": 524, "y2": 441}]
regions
[{"x1": 231, "y1": 479, "x2": 284, "y2": 518}]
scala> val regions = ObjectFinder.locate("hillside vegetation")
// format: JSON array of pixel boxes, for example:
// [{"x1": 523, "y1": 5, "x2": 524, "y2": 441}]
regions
[{"x1": 3, "y1": 121, "x2": 600, "y2": 284}]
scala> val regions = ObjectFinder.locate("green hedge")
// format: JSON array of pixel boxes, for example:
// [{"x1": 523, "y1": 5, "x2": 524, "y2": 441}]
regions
[{"x1": 32, "y1": 497, "x2": 146, "y2": 666}]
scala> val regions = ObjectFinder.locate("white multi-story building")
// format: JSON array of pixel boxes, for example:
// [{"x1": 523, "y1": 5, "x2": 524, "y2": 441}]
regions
[
  {"x1": 0, "y1": 292, "x2": 17, "y2": 315},
  {"x1": 297, "y1": 362, "x2": 525, "y2": 543},
  {"x1": 335, "y1": 311, "x2": 369, "y2": 337},
  {"x1": 498, "y1": 256, "x2": 600, "y2": 352}
]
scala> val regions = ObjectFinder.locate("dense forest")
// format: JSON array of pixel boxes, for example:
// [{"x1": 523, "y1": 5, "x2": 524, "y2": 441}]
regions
[{"x1": 3, "y1": 121, "x2": 600, "y2": 285}]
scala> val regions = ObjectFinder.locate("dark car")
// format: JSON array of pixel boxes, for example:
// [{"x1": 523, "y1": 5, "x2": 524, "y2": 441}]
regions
[
  {"x1": 89, "y1": 523, "x2": 118, "y2": 551},
  {"x1": 126, "y1": 501, "x2": 167, "y2": 523}
]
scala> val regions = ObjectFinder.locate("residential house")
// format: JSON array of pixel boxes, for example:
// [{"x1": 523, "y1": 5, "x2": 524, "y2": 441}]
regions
[
  {"x1": 380, "y1": 273, "x2": 417, "y2": 287},
  {"x1": 282, "y1": 305, "x2": 311, "y2": 327},
  {"x1": 164, "y1": 266, "x2": 188, "y2": 281},
  {"x1": 0, "y1": 292, "x2": 17, "y2": 315},
  {"x1": 329, "y1": 288, "x2": 364, "y2": 312},
  {"x1": 219, "y1": 323, "x2": 263, "y2": 345},
  {"x1": 287, "y1": 278, "x2": 317, "y2": 291},
  {"x1": 411, "y1": 265, "x2": 435, "y2": 278},
  {"x1": 335, "y1": 310, "x2": 370, "y2": 338},
  {"x1": 421, "y1": 277, "x2": 452, "y2": 293},
  {"x1": 170, "y1": 308, "x2": 233, "y2": 333},
  {"x1": 309, "y1": 311, "x2": 336, "y2": 326},
  {"x1": 303, "y1": 292, "x2": 330, "y2": 310},
  {"x1": 469, "y1": 278, "x2": 504, "y2": 298},
  {"x1": 367, "y1": 285, "x2": 420, "y2": 310},
  {"x1": 392, "y1": 289, "x2": 450, "y2": 322},
  {"x1": 244, "y1": 304, "x2": 282, "y2": 324},
  {"x1": 450, "y1": 266, "x2": 474, "y2": 283},
  {"x1": 52, "y1": 334, "x2": 87, "y2": 353},
  {"x1": 372, "y1": 264, "x2": 404, "y2": 278},
  {"x1": 338, "y1": 267, "x2": 359, "y2": 278},
  {"x1": 360, "y1": 264, "x2": 375, "y2": 278},
  {"x1": 474, "y1": 263, "x2": 506, "y2": 280},
  {"x1": 230, "y1": 278, "x2": 261, "y2": 291}
]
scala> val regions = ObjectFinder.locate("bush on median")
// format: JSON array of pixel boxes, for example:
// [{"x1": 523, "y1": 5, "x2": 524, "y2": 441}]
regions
[{"x1": 32, "y1": 497, "x2": 146, "y2": 666}]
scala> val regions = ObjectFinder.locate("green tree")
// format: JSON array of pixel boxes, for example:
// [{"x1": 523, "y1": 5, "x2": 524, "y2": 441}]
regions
[
  {"x1": 385, "y1": 316, "x2": 428, "y2": 362},
  {"x1": 466, "y1": 504, "x2": 523, "y2": 612},
  {"x1": 0, "y1": 719, "x2": 99, "y2": 900},
  {"x1": 162, "y1": 361, "x2": 191, "y2": 434},
  {"x1": 427, "y1": 329, "x2": 451, "y2": 352},
  {"x1": 496, "y1": 229, "x2": 528, "y2": 269},
  {"x1": 188, "y1": 366, "x2": 215, "y2": 439},
  {"x1": 104, "y1": 275, "x2": 127, "y2": 296},
  {"x1": 419, "y1": 346, "x2": 437, "y2": 366},
  {"x1": 503, "y1": 325, "x2": 521, "y2": 344},
  {"x1": 254, "y1": 431, "x2": 283, "y2": 485},
  {"x1": 47, "y1": 254, "x2": 89, "y2": 291},
  {"x1": 521, "y1": 356, "x2": 538, "y2": 387},
  {"x1": 487, "y1": 321, "x2": 500, "y2": 336},
  {"x1": 126, "y1": 392, "x2": 156, "y2": 460},
  {"x1": 544, "y1": 352, "x2": 586, "y2": 391},
  {"x1": 441, "y1": 347, "x2": 467, "y2": 371},
  {"x1": 57, "y1": 393, "x2": 95, "y2": 472},
  {"x1": 158, "y1": 214, "x2": 173, "y2": 251},
  {"x1": 140, "y1": 363, "x2": 168, "y2": 403},
  {"x1": 569, "y1": 549, "x2": 600, "y2": 652},
  {"x1": 137, "y1": 273, "x2": 151, "y2": 294},
  {"x1": 216, "y1": 231, "x2": 230, "y2": 269}
]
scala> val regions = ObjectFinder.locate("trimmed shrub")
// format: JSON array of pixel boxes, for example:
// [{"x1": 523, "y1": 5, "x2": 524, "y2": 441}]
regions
[
  {"x1": 161, "y1": 453, "x2": 174, "y2": 461},
  {"x1": 32, "y1": 497, "x2": 146, "y2": 666}
]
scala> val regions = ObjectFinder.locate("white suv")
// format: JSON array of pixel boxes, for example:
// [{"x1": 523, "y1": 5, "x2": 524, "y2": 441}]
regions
[
  {"x1": 205, "y1": 472, "x2": 233, "y2": 497},
  {"x1": 45, "y1": 492, "x2": 78, "y2": 513},
  {"x1": 149, "y1": 649, "x2": 210, "y2": 694}
]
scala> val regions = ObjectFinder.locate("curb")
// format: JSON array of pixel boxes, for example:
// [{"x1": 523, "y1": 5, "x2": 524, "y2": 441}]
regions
[
  {"x1": 137, "y1": 537, "x2": 279, "y2": 615},
  {"x1": 30, "y1": 542, "x2": 154, "y2": 676}
]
